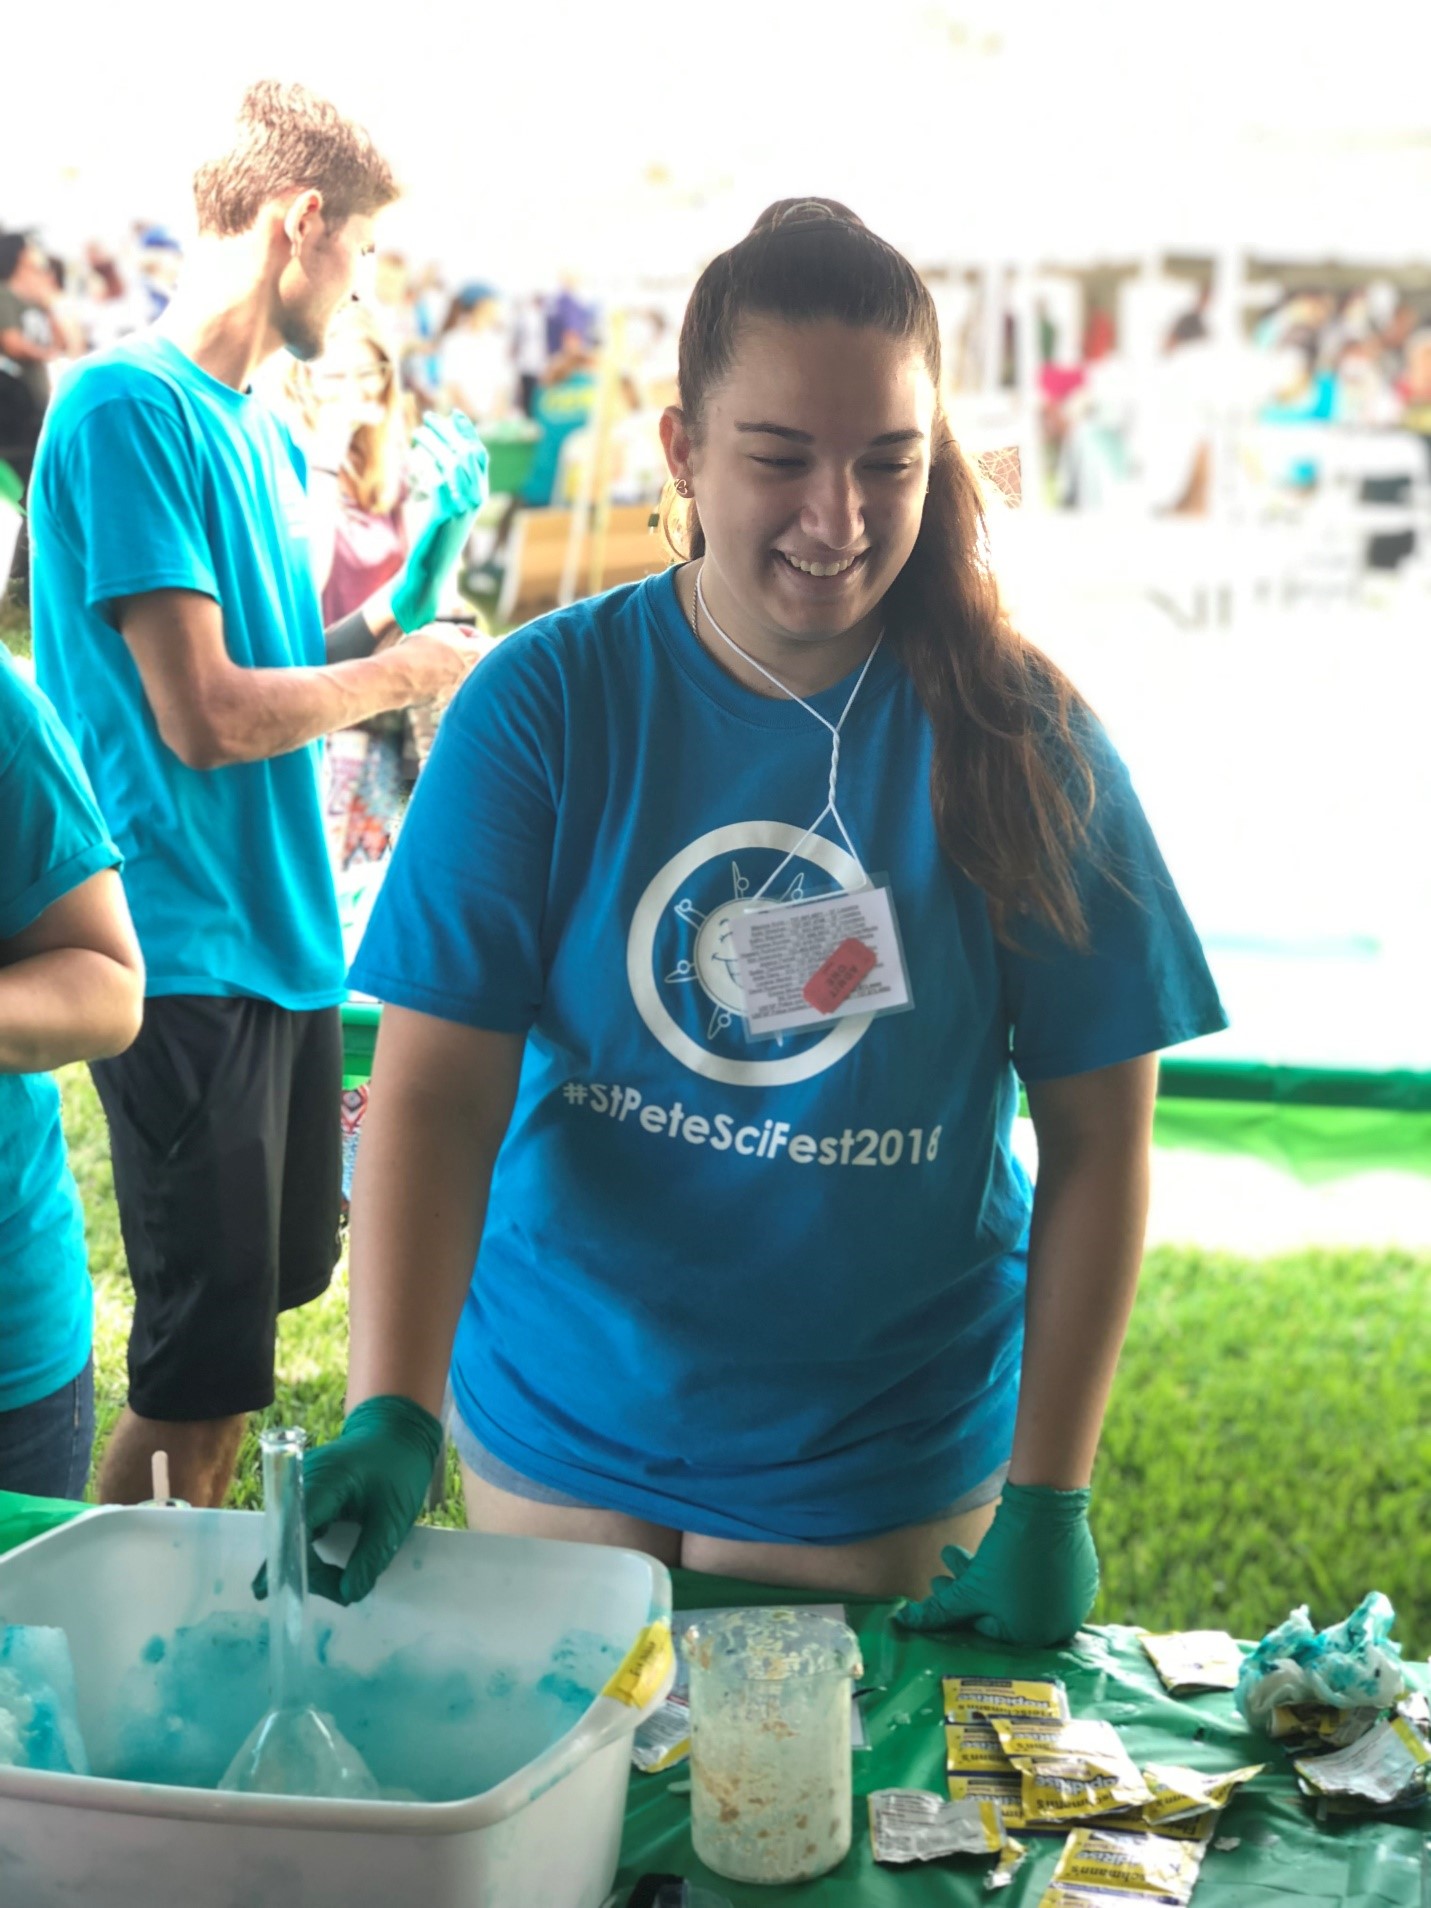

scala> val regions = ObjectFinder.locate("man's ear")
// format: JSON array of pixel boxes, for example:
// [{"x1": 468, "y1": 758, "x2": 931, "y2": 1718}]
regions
[{"x1": 283, "y1": 190, "x2": 326, "y2": 256}]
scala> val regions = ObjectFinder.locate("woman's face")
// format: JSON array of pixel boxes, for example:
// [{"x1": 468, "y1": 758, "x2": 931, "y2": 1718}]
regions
[
  {"x1": 309, "y1": 334, "x2": 391, "y2": 431},
  {"x1": 667, "y1": 318, "x2": 936, "y2": 655}
]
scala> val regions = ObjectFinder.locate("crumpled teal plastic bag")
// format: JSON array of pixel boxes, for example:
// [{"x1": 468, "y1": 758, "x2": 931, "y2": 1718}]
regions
[{"x1": 1235, "y1": 1591, "x2": 1405, "y2": 1729}]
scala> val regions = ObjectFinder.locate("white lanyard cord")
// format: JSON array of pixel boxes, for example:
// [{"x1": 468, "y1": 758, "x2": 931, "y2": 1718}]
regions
[{"x1": 694, "y1": 569, "x2": 882, "y2": 898}]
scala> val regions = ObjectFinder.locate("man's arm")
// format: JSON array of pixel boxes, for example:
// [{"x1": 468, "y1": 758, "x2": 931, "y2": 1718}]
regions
[
  {"x1": 0, "y1": 326, "x2": 61, "y2": 364},
  {"x1": 1009, "y1": 1052, "x2": 1159, "y2": 1487},
  {"x1": 115, "y1": 587, "x2": 481, "y2": 770},
  {"x1": 0, "y1": 867, "x2": 144, "y2": 1072}
]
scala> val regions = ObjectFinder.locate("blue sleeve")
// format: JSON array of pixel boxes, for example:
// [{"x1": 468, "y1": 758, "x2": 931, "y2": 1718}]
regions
[
  {"x1": 58, "y1": 393, "x2": 219, "y2": 619},
  {"x1": 0, "y1": 657, "x2": 121, "y2": 939},
  {"x1": 348, "y1": 637, "x2": 560, "y2": 1031},
  {"x1": 1000, "y1": 731, "x2": 1227, "y2": 1083}
]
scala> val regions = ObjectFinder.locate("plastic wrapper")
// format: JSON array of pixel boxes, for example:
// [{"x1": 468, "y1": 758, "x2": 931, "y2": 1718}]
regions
[
  {"x1": 0, "y1": 1625, "x2": 90, "y2": 1775},
  {"x1": 943, "y1": 1676, "x2": 1069, "y2": 1723},
  {"x1": 1292, "y1": 1714, "x2": 1430, "y2": 1813},
  {"x1": 1138, "y1": 1629, "x2": 1243, "y2": 1694},
  {"x1": 947, "y1": 1770, "x2": 1030, "y2": 1830},
  {"x1": 868, "y1": 1788, "x2": 1006, "y2": 1862},
  {"x1": 947, "y1": 1719, "x2": 1019, "y2": 1773},
  {"x1": 1139, "y1": 1761, "x2": 1265, "y2": 1825},
  {"x1": 1038, "y1": 1826, "x2": 1205, "y2": 1907},
  {"x1": 992, "y1": 1714, "x2": 1152, "y2": 1826},
  {"x1": 1235, "y1": 1592, "x2": 1405, "y2": 1733}
]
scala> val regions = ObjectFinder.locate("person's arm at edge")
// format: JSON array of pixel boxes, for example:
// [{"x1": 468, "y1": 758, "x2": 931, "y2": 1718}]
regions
[
  {"x1": 115, "y1": 587, "x2": 478, "y2": 769},
  {"x1": 1008, "y1": 1052, "x2": 1159, "y2": 1488},
  {"x1": 0, "y1": 326, "x2": 64, "y2": 364},
  {"x1": 345, "y1": 1007, "x2": 524, "y2": 1418},
  {"x1": 0, "y1": 868, "x2": 144, "y2": 1072}
]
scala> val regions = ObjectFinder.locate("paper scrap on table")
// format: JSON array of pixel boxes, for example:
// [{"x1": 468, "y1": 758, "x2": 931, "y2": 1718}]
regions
[{"x1": 1138, "y1": 1628, "x2": 1243, "y2": 1694}]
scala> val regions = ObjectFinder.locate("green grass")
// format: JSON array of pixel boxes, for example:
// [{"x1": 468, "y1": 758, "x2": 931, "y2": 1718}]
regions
[
  {"x1": 1, "y1": 598, "x2": 31, "y2": 660},
  {"x1": 63, "y1": 1065, "x2": 468, "y2": 1527},
  {"x1": 56, "y1": 1065, "x2": 1431, "y2": 1654}
]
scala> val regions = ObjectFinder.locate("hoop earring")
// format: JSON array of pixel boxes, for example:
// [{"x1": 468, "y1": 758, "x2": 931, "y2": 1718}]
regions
[{"x1": 674, "y1": 477, "x2": 692, "y2": 497}]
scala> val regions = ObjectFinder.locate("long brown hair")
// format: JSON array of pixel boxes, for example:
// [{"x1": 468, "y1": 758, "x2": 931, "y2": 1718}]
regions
[
  {"x1": 659, "y1": 197, "x2": 1099, "y2": 950},
  {"x1": 285, "y1": 303, "x2": 409, "y2": 516}
]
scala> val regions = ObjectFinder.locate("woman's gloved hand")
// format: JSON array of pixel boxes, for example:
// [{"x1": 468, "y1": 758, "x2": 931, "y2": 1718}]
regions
[
  {"x1": 253, "y1": 1394, "x2": 444, "y2": 1608},
  {"x1": 390, "y1": 411, "x2": 490, "y2": 634},
  {"x1": 896, "y1": 1482, "x2": 1098, "y2": 1647}
]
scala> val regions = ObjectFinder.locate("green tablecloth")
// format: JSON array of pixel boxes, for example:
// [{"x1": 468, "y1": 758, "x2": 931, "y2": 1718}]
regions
[
  {"x1": 9, "y1": 1502, "x2": 1422, "y2": 1902},
  {"x1": 619, "y1": 1569, "x2": 1430, "y2": 1906}
]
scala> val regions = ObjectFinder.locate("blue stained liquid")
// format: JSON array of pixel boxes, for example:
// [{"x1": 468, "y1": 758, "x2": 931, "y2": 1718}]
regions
[{"x1": 109, "y1": 1615, "x2": 617, "y2": 1801}]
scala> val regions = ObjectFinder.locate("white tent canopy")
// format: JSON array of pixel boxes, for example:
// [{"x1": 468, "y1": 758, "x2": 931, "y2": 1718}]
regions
[{"x1": 10, "y1": 0, "x2": 1431, "y2": 287}]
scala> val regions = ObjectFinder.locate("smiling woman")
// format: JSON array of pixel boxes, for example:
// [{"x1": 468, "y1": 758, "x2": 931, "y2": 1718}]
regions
[
  {"x1": 300, "y1": 194, "x2": 1227, "y2": 1654},
  {"x1": 657, "y1": 197, "x2": 1099, "y2": 950}
]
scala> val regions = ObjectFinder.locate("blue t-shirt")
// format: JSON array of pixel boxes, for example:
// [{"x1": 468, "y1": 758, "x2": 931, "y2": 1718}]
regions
[
  {"x1": 0, "y1": 652, "x2": 120, "y2": 1411},
  {"x1": 351, "y1": 571, "x2": 1227, "y2": 1544},
  {"x1": 29, "y1": 333, "x2": 345, "y2": 1008}
]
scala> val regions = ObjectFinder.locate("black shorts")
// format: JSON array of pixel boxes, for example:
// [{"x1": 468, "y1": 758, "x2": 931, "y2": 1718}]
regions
[{"x1": 91, "y1": 996, "x2": 342, "y2": 1421}]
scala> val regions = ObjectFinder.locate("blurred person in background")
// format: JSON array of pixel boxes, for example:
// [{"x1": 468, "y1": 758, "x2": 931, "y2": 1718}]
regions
[
  {"x1": 0, "y1": 651, "x2": 144, "y2": 1498},
  {"x1": 283, "y1": 299, "x2": 452, "y2": 1209},
  {"x1": 1396, "y1": 328, "x2": 1431, "y2": 474},
  {"x1": 1331, "y1": 337, "x2": 1399, "y2": 427},
  {"x1": 28, "y1": 79, "x2": 487, "y2": 1510},
  {"x1": 134, "y1": 227, "x2": 184, "y2": 323},
  {"x1": 439, "y1": 283, "x2": 513, "y2": 425},
  {"x1": 519, "y1": 324, "x2": 599, "y2": 508},
  {"x1": 513, "y1": 292, "x2": 549, "y2": 417},
  {"x1": 0, "y1": 233, "x2": 83, "y2": 492}
]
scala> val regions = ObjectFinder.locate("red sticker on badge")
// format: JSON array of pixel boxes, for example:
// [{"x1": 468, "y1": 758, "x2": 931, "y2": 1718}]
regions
[{"x1": 802, "y1": 937, "x2": 878, "y2": 1015}]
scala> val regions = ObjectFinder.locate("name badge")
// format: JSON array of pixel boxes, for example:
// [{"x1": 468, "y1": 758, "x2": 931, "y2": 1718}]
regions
[{"x1": 726, "y1": 881, "x2": 913, "y2": 1039}]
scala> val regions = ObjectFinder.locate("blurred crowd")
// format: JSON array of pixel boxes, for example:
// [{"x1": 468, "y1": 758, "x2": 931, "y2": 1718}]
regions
[
  {"x1": 1036, "y1": 279, "x2": 1431, "y2": 517},
  {"x1": 6, "y1": 223, "x2": 1431, "y2": 544}
]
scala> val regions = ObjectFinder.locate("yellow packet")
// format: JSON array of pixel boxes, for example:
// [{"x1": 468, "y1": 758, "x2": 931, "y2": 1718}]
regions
[
  {"x1": 1140, "y1": 1761, "x2": 1265, "y2": 1825},
  {"x1": 1269, "y1": 1701, "x2": 1380, "y2": 1747},
  {"x1": 947, "y1": 1770, "x2": 1028, "y2": 1831},
  {"x1": 1046, "y1": 1825, "x2": 1205, "y2": 1902},
  {"x1": 943, "y1": 1675, "x2": 1069, "y2": 1723},
  {"x1": 1102, "y1": 1804, "x2": 1220, "y2": 1844},
  {"x1": 1020, "y1": 1765, "x2": 1152, "y2": 1825},
  {"x1": 987, "y1": 1833, "x2": 1029, "y2": 1890},
  {"x1": 946, "y1": 1720, "x2": 1016, "y2": 1773},
  {"x1": 992, "y1": 1716, "x2": 1135, "y2": 1775}
]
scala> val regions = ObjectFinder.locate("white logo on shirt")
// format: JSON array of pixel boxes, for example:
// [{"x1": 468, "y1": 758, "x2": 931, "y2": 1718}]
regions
[{"x1": 626, "y1": 820, "x2": 873, "y2": 1087}]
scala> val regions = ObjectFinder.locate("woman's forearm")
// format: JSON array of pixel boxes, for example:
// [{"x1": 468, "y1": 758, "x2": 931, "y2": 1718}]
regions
[
  {"x1": 346, "y1": 1081, "x2": 496, "y2": 1419},
  {"x1": 345, "y1": 1014, "x2": 523, "y2": 1421},
  {"x1": 1009, "y1": 1056, "x2": 1158, "y2": 1488}
]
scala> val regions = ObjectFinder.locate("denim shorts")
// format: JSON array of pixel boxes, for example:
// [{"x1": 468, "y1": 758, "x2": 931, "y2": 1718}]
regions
[
  {"x1": 449, "y1": 1404, "x2": 1009, "y2": 1535},
  {"x1": 0, "y1": 1356, "x2": 95, "y2": 1500}
]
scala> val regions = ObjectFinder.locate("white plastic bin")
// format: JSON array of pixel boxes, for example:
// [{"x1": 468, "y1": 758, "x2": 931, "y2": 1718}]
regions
[{"x1": 0, "y1": 1507, "x2": 673, "y2": 1907}]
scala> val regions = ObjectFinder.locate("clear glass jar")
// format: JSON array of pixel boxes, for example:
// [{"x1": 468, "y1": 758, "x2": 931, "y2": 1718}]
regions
[{"x1": 680, "y1": 1609, "x2": 862, "y2": 1885}]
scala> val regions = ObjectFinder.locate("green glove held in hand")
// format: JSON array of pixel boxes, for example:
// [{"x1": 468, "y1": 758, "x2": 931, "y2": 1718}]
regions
[
  {"x1": 896, "y1": 1482, "x2": 1098, "y2": 1647},
  {"x1": 390, "y1": 411, "x2": 490, "y2": 634},
  {"x1": 252, "y1": 1395, "x2": 443, "y2": 1608}
]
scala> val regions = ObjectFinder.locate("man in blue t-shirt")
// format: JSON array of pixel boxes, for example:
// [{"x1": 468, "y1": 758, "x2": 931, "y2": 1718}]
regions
[
  {"x1": 0, "y1": 650, "x2": 143, "y2": 1498},
  {"x1": 29, "y1": 81, "x2": 489, "y2": 1509}
]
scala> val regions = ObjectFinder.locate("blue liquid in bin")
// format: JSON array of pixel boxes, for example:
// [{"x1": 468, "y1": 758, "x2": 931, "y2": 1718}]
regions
[
  {"x1": 0, "y1": 1626, "x2": 90, "y2": 1775},
  {"x1": 111, "y1": 1614, "x2": 618, "y2": 1800}
]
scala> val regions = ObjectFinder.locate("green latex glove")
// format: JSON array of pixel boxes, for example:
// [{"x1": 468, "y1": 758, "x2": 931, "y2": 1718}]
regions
[
  {"x1": 389, "y1": 410, "x2": 490, "y2": 634},
  {"x1": 896, "y1": 1482, "x2": 1098, "y2": 1647},
  {"x1": 252, "y1": 1395, "x2": 443, "y2": 1608}
]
